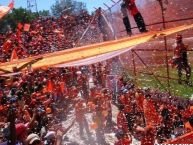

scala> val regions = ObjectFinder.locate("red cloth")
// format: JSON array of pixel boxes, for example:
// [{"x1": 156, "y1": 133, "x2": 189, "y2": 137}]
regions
[
  {"x1": 124, "y1": 0, "x2": 139, "y2": 16},
  {"x1": 46, "y1": 80, "x2": 54, "y2": 92},
  {"x1": 8, "y1": 1, "x2": 14, "y2": 9},
  {"x1": 117, "y1": 111, "x2": 128, "y2": 133},
  {"x1": 17, "y1": 23, "x2": 23, "y2": 30},
  {"x1": 135, "y1": 94, "x2": 144, "y2": 112},
  {"x1": 2, "y1": 39, "x2": 11, "y2": 53},
  {"x1": 10, "y1": 48, "x2": 18, "y2": 61},
  {"x1": 141, "y1": 126, "x2": 156, "y2": 145},
  {"x1": 119, "y1": 95, "x2": 132, "y2": 113},
  {"x1": 23, "y1": 23, "x2": 31, "y2": 32},
  {"x1": 0, "y1": 1, "x2": 14, "y2": 19},
  {"x1": 143, "y1": 98, "x2": 161, "y2": 126},
  {"x1": 16, "y1": 123, "x2": 27, "y2": 137}
]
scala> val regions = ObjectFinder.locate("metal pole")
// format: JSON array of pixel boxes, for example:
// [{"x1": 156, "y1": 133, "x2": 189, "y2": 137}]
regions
[{"x1": 158, "y1": 0, "x2": 170, "y2": 93}]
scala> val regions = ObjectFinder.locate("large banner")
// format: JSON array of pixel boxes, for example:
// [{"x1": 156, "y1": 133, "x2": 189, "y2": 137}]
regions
[{"x1": 0, "y1": 1, "x2": 14, "y2": 19}]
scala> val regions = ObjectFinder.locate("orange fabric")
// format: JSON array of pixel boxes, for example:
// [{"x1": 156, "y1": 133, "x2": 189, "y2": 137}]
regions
[
  {"x1": 117, "y1": 111, "x2": 128, "y2": 133},
  {"x1": 23, "y1": 23, "x2": 30, "y2": 32},
  {"x1": 10, "y1": 48, "x2": 18, "y2": 61},
  {"x1": 8, "y1": 1, "x2": 14, "y2": 9},
  {"x1": 115, "y1": 137, "x2": 131, "y2": 145},
  {"x1": 2, "y1": 39, "x2": 11, "y2": 53},
  {"x1": 0, "y1": 105, "x2": 4, "y2": 112},
  {"x1": 119, "y1": 95, "x2": 132, "y2": 113},
  {"x1": 135, "y1": 94, "x2": 144, "y2": 112},
  {"x1": 181, "y1": 108, "x2": 192, "y2": 120},
  {"x1": 0, "y1": 1, "x2": 14, "y2": 19},
  {"x1": 185, "y1": 122, "x2": 193, "y2": 132},
  {"x1": 59, "y1": 82, "x2": 67, "y2": 94},
  {"x1": 143, "y1": 99, "x2": 161, "y2": 126},
  {"x1": 141, "y1": 126, "x2": 156, "y2": 145},
  {"x1": 166, "y1": 131, "x2": 193, "y2": 144},
  {"x1": 46, "y1": 80, "x2": 54, "y2": 92},
  {"x1": 17, "y1": 23, "x2": 23, "y2": 30}
]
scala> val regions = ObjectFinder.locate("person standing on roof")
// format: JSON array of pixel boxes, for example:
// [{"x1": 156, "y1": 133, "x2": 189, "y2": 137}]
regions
[
  {"x1": 123, "y1": 0, "x2": 147, "y2": 33},
  {"x1": 121, "y1": 2, "x2": 132, "y2": 35}
]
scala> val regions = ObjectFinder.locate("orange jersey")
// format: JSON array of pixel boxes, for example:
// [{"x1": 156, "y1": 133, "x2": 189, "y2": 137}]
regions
[
  {"x1": 135, "y1": 94, "x2": 144, "y2": 112},
  {"x1": 119, "y1": 95, "x2": 133, "y2": 113},
  {"x1": 117, "y1": 111, "x2": 128, "y2": 133},
  {"x1": 185, "y1": 121, "x2": 193, "y2": 132},
  {"x1": 143, "y1": 99, "x2": 161, "y2": 126}
]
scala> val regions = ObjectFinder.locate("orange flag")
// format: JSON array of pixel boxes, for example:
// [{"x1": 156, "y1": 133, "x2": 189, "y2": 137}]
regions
[
  {"x1": 0, "y1": 0, "x2": 14, "y2": 19},
  {"x1": 46, "y1": 80, "x2": 54, "y2": 92},
  {"x1": 23, "y1": 23, "x2": 30, "y2": 32},
  {"x1": 17, "y1": 23, "x2": 23, "y2": 30},
  {"x1": 2, "y1": 39, "x2": 11, "y2": 53},
  {"x1": 8, "y1": 0, "x2": 14, "y2": 9},
  {"x1": 10, "y1": 49, "x2": 18, "y2": 61}
]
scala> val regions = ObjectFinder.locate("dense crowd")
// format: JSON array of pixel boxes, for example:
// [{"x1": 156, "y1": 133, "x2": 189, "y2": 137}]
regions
[
  {"x1": 0, "y1": 59, "x2": 192, "y2": 145},
  {"x1": 0, "y1": 4, "x2": 193, "y2": 145},
  {"x1": 0, "y1": 11, "x2": 101, "y2": 62}
]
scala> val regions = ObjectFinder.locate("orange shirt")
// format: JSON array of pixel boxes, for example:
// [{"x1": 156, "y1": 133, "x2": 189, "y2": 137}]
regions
[
  {"x1": 117, "y1": 111, "x2": 128, "y2": 133},
  {"x1": 141, "y1": 132, "x2": 156, "y2": 145},
  {"x1": 143, "y1": 99, "x2": 161, "y2": 126},
  {"x1": 119, "y1": 95, "x2": 133, "y2": 113},
  {"x1": 135, "y1": 94, "x2": 144, "y2": 112},
  {"x1": 185, "y1": 122, "x2": 193, "y2": 132}
]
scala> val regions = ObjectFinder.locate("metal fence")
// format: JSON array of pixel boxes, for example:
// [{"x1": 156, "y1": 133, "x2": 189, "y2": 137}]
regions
[{"x1": 102, "y1": 0, "x2": 193, "y2": 98}]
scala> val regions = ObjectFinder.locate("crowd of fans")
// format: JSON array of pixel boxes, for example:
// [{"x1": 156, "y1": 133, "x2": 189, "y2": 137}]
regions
[
  {"x1": 0, "y1": 59, "x2": 193, "y2": 145},
  {"x1": 0, "y1": 6, "x2": 193, "y2": 145},
  {"x1": 0, "y1": 10, "x2": 101, "y2": 62},
  {"x1": 0, "y1": 63, "x2": 108, "y2": 145}
]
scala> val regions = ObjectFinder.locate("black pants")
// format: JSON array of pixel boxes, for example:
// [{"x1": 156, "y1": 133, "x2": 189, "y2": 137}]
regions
[
  {"x1": 175, "y1": 58, "x2": 191, "y2": 82},
  {"x1": 177, "y1": 63, "x2": 191, "y2": 82},
  {"x1": 125, "y1": 113, "x2": 134, "y2": 131},
  {"x1": 133, "y1": 13, "x2": 147, "y2": 33},
  {"x1": 123, "y1": 16, "x2": 132, "y2": 34}
]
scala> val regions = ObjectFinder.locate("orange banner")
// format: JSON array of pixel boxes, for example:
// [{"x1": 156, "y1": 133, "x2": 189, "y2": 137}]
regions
[{"x1": 166, "y1": 132, "x2": 193, "y2": 144}]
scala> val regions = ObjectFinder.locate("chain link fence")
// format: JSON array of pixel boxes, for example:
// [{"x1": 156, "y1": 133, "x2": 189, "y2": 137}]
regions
[{"x1": 102, "y1": 0, "x2": 193, "y2": 98}]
